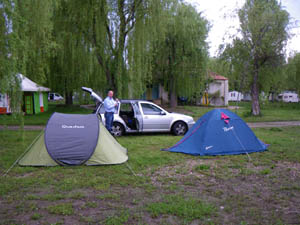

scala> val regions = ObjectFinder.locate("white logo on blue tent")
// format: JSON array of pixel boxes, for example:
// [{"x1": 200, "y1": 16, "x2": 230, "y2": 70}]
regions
[
  {"x1": 223, "y1": 126, "x2": 234, "y2": 132},
  {"x1": 205, "y1": 146, "x2": 213, "y2": 150}
]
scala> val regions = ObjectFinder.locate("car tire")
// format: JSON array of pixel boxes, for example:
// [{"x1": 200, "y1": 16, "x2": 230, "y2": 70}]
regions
[
  {"x1": 172, "y1": 121, "x2": 187, "y2": 136},
  {"x1": 111, "y1": 122, "x2": 125, "y2": 137}
]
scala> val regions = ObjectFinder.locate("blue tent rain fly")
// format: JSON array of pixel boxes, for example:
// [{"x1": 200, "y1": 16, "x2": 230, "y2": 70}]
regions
[{"x1": 164, "y1": 109, "x2": 268, "y2": 156}]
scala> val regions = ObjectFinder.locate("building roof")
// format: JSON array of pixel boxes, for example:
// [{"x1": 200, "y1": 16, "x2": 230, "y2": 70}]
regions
[
  {"x1": 210, "y1": 71, "x2": 228, "y2": 80},
  {"x1": 18, "y1": 74, "x2": 50, "y2": 92}
]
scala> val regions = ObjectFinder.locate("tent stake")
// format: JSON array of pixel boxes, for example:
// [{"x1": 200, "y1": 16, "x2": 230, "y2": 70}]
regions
[
  {"x1": 245, "y1": 151, "x2": 252, "y2": 162},
  {"x1": 2, "y1": 130, "x2": 44, "y2": 177},
  {"x1": 125, "y1": 162, "x2": 137, "y2": 177}
]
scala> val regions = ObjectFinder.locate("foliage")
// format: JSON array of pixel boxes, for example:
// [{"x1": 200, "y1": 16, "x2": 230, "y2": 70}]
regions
[
  {"x1": 219, "y1": 0, "x2": 290, "y2": 115},
  {"x1": 13, "y1": 0, "x2": 55, "y2": 84},
  {"x1": 285, "y1": 53, "x2": 300, "y2": 93},
  {"x1": 152, "y1": 2, "x2": 209, "y2": 107},
  {"x1": 0, "y1": 0, "x2": 22, "y2": 114},
  {"x1": 2, "y1": 0, "x2": 208, "y2": 108}
]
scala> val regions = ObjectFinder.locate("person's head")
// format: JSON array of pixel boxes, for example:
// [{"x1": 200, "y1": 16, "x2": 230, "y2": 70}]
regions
[{"x1": 107, "y1": 90, "x2": 114, "y2": 98}]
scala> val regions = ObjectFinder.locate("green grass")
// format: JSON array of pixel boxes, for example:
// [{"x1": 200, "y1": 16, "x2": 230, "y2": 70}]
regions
[
  {"x1": 146, "y1": 195, "x2": 215, "y2": 222},
  {"x1": 0, "y1": 103, "x2": 92, "y2": 126},
  {"x1": 1, "y1": 101, "x2": 299, "y2": 127},
  {"x1": 181, "y1": 101, "x2": 300, "y2": 122},
  {"x1": 47, "y1": 203, "x2": 74, "y2": 215},
  {"x1": 1, "y1": 126, "x2": 300, "y2": 224},
  {"x1": 194, "y1": 164, "x2": 211, "y2": 171},
  {"x1": 104, "y1": 210, "x2": 130, "y2": 225}
]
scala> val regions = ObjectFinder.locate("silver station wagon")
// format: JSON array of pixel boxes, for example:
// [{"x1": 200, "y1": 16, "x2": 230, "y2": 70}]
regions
[{"x1": 82, "y1": 87, "x2": 195, "y2": 136}]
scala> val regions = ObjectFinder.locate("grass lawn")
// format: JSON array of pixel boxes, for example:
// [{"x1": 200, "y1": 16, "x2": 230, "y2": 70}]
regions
[
  {"x1": 1, "y1": 101, "x2": 300, "y2": 127},
  {"x1": 0, "y1": 103, "x2": 93, "y2": 126},
  {"x1": 177, "y1": 101, "x2": 300, "y2": 122},
  {"x1": 0, "y1": 127, "x2": 300, "y2": 224}
]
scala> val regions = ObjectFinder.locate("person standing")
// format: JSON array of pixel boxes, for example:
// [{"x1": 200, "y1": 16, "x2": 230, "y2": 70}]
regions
[{"x1": 103, "y1": 90, "x2": 118, "y2": 133}]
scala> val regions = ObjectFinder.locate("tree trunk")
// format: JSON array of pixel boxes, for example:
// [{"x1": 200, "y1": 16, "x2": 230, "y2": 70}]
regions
[
  {"x1": 170, "y1": 76, "x2": 177, "y2": 108},
  {"x1": 251, "y1": 63, "x2": 260, "y2": 116},
  {"x1": 65, "y1": 91, "x2": 73, "y2": 105}
]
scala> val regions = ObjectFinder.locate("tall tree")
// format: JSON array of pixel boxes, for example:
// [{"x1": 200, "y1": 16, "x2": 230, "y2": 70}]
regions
[
  {"x1": 48, "y1": 0, "x2": 101, "y2": 105},
  {"x1": 152, "y1": 2, "x2": 209, "y2": 107},
  {"x1": 238, "y1": 0, "x2": 289, "y2": 115},
  {"x1": 14, "y1": 0, "x2": 55, "y2": 84},
  {"x1": 48, "y1": 0, "x2": 166, "y2": 100},
  {"x1": 0, "y1": 0, "x2": 23, "y2": 113},
  {"x1": 285, "y1": 53, "x2": 300, "y2": 93}
]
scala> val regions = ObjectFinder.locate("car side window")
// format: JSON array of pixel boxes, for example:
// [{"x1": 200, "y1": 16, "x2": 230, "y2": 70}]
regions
[{"x1": 141, "y1": 103, "x2": 162, "y2": 115}]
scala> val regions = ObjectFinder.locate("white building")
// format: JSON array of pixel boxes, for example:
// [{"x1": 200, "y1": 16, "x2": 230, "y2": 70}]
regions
[{"x1": 206, "y1": 72, "x2": 229, "y2": 106}]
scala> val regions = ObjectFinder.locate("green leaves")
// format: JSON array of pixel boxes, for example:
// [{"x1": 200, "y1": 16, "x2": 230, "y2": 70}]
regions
[{"x1": 220, "y1": 0, "x2": 290, "y2": 115}]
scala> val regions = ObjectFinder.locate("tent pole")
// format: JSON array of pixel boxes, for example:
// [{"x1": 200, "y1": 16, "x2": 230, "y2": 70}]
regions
[{"x1": 2, "y1": 130, "x2": 44, "y2": 177}]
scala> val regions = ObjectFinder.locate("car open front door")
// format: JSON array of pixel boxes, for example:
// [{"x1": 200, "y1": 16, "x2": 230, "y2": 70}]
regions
[{"x1": 132, "y1": 101, "x2": 143, "y2": 131}]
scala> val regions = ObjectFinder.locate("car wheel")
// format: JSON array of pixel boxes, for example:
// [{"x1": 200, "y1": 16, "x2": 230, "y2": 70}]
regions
[
  {"x1": 111, "y1": 122, "x2": 125, "y2": 137},
  {"x1": 172, "y1": 121, "x2": 187, "y2": 136}
]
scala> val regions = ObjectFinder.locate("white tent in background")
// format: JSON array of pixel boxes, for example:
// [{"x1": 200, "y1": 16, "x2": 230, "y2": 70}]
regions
[
  {"x1": 0, "y1": 74, "x2": 50, "y2": 114},
  {"x1": 18, "y1": 74, "x2": 50, "y2": 92}
]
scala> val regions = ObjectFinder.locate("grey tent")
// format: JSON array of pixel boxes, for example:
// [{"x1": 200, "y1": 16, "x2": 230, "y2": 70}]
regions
[{"x1": 18, "y1": 113, "x2": 128, "y2": 166}]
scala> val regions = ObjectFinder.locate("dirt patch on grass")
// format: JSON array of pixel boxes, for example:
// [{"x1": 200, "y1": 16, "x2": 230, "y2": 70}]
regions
[
  {"x1": 146, "y1": 159, "x2": 300, "y2": 224},
  {"x1": 1, "y1": 159, "x2": 300, "y2": 224}
]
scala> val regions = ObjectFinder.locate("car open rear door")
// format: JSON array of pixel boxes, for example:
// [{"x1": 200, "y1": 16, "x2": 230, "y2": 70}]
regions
[{"x1": 132, "y1": 101, "x2": 143, "y2": 131}]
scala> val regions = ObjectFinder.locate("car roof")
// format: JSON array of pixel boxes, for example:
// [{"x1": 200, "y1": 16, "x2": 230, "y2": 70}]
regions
[{"x1": 120, "y1": 99, "x2": 153, "y2": 104}]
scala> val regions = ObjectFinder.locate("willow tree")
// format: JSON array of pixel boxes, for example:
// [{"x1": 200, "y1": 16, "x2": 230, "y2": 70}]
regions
[
  {"x1": 13, "y1": 0, "x2": 55, "y2": 84},
  {"x1": 48, "y1": 0, "x2": 102, "y2": 105},
  {"x1": 48, "y1": 0, "x2": 167, "y2": 100},
  {"x1": 238, "y1": 0, "x2": 289, "y2": 115},
  {"x1": 0, "y1": 0, "x2": 23, "y2": 114},
  {"x1": 85, "y1": 0, "x2": 168, "y2": 98},
  {"x1": 152, "y1": 2, "x2": 209, "y2": 107}
]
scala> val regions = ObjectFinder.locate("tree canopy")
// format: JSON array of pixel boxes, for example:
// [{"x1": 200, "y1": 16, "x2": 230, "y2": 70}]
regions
[
  {"x1": 219, "y1": 0, "x2": 290, "y2": 115},
  {"x1": 1, "y1": 0, "x2": 298, "y2": 114}
]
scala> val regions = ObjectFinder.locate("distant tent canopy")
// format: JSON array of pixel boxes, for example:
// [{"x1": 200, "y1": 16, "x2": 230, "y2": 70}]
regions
[
  {"x1": 18, "y1": 74, "x2": 50, "y2": 114},
  {"x1": 164, "y1": 109, "x2": 268, "y2": 156},
  {"x1": 19, "y1": 113, "x2": 128, "y2": 166},
  {"x1": 0, "y1": 74, "x2": 50, "y2": 114}
]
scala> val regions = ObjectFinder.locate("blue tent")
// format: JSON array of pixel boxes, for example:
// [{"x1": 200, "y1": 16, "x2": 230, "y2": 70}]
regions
[{"x1": 164, "y1": 109, "x2": 267, "y2": 156}]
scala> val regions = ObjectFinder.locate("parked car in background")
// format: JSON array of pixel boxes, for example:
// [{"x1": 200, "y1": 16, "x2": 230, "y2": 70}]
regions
[
  {"x1": 277, "y1": 92, "x2": 299, "y2": 103},
  {"x1": 82, "y1": 87, "x2": 195, "y2": 136},
  {"x1": 48, "y1": 93, "x2": 64, "y2": 101}
]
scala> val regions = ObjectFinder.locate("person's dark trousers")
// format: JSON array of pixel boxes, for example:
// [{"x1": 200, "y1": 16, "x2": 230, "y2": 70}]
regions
[{"x1": 104, "y1": 112, "x2": 114, "y2": 132}]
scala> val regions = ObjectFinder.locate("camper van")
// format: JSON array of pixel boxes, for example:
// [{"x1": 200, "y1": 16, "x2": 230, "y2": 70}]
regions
[
  {"x1": 228, "y1": 91, "x2": 243, "y2": 101},
  {"x1": 277, "y1": 92, "x2": 299, "y2": 103}
]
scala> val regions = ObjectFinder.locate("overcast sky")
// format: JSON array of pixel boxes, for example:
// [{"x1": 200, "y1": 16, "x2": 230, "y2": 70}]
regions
[{"x1": 184, "y1": 0, "x2": 300, "y2": 57}]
